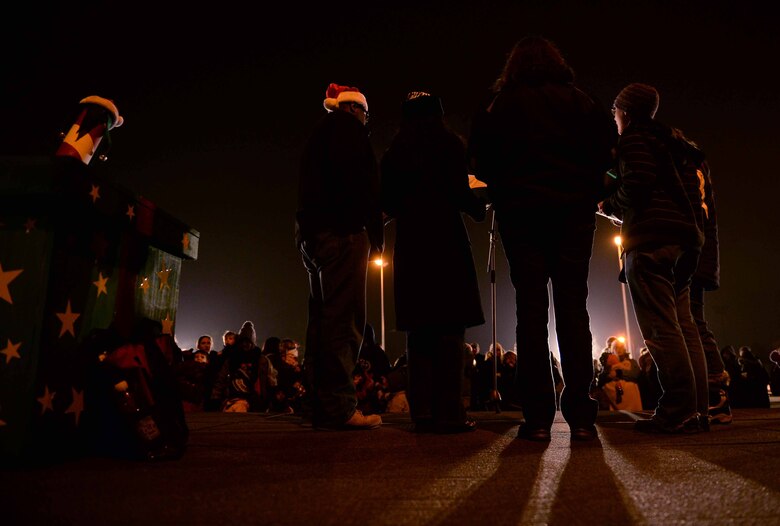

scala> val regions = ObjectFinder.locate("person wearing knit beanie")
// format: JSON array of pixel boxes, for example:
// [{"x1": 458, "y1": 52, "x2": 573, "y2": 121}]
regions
[
  {"x1": 238, "y1": 321, "x2": 256, "y2": 345},
  {"x1": 602, "y1": 81, "x2": 709, "y2": 434},
  {"x1": 613, "y1": 83, "x2": 660, "y2": 120}
]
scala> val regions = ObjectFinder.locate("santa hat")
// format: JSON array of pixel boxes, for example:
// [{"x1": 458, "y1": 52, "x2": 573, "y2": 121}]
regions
[{"x1": 323, "y1": 83, "x2": 368, "y2": 112}]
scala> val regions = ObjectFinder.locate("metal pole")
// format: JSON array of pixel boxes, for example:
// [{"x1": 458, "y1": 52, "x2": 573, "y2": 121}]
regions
[
  {"x1": 617, "y1": 242, "x2": 633, "y2": 359},
  {"x1": 487, "y1": 206, "x2": 501, "y2": 414},
  {"x1": 379, "y1": 262, "x2": 385, "y2": 350}
]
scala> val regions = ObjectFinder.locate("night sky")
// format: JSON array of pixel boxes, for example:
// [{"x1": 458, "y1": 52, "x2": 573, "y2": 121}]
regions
[{"x1": 3, "y1": 1, "x2": 778, "y2": 363}]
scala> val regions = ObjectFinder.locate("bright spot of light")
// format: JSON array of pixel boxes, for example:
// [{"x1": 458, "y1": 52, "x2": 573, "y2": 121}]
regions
[
  {"x1": 617, "y1": 336, "x2": 626, "y2": 344},
  {"x1": 614, "y1": 235, "x2": 622, "y2": 246},
  {"x1": 373, "y1": 258, "x2": 383, "y2": 266}
]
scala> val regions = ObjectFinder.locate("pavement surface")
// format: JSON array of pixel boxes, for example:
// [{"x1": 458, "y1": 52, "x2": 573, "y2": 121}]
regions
[{"x1": 3, "y1": 407, "x2": 780, "y2": 526}]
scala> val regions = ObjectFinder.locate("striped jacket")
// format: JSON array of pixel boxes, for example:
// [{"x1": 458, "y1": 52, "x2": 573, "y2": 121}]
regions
[{"x1": 603, "y1": 121, "x2": 704, "y2": 253}]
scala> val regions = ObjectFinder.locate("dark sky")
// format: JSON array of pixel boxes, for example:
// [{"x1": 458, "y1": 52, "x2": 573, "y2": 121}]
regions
[{"x1": 3, "y1": 1, "x2": 778, "y2": 362}]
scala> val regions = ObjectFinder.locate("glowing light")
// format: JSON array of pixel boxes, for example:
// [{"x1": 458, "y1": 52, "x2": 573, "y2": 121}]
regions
[
  {"x1": 617, "y1": 336, "x2": 626, "y2": 344},
  {"x1": 614, "y1": 235, "x2": 622, "y2": 246},
  {"x1": 373, "y1": 258, "x2": 383, "y2": 267}
]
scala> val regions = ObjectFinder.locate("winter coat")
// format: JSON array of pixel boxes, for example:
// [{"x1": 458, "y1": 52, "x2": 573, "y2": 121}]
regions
[
  {"x1": 381, "y1": 124, "x2": 486, "y2": 331},
  {"x1": 602, "y1": 120, "x2": 705, "y2": 253},
  {"x1": 467, "y1": 80, "x2": 615, "y2": 212},
  {"x1": 296, "y1": 110, "x2": 383, "y2": 252}
]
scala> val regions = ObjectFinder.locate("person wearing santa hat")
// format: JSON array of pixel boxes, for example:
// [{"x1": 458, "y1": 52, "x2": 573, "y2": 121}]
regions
[{"x1": 295, "y1": 83, "x2": 383, "y2": 430}]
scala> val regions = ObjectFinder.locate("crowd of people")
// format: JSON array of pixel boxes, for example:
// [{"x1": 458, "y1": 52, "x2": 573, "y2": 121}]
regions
[
  {"x1": 167, "y1": 34, "x2": 778, "y2": 440},
  {"x1": 169, "y1": 323, "x2": 780, "y2": 421}
]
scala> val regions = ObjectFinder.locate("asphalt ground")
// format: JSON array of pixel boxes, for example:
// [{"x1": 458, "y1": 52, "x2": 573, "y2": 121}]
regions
[{"x1": 3, "y1": 406, "x2": 780, "y2": 526}]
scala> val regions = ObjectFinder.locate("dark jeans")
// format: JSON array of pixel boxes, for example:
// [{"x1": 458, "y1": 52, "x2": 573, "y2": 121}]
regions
[
  {"x1": 300, "y1": 229, "x2": 370, "y2": 425},
  {"x1": 625, "y1": 245, "x2": 708, "y2": 423},
  {"x1": 406, "y1": 326, "x2": 467, "y2": 424},
  {"x1": 498, "y1": 210, "x2": 599, "y2": 430},
  {"x1": 690, "y1": 284, "x2": 726, "y2": 378}
]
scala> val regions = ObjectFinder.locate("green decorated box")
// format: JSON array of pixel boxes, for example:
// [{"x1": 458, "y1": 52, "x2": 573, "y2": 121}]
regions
[{"x1": 0, "y1": 155, "x2": 199, "y2": 462}]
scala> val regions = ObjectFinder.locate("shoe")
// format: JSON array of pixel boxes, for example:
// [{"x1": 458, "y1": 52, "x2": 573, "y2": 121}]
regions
[
  {"x1": 433, "y1": 419, "x2": 477, "y2": 434},
  {"x1": 517, "y1": 423, "x2": 551, "y2": 442},
  {"x1": 708, "y1": 389, "x2": 733, "y2": 425},
  {"x1": 316, "y1": 409, "x2": 382, "y2": 430},
  {"x1": 634, "y1": 414, "x2": 701, "y2": 434},
  {"x1": 343, "y1": 409, "x2": 382, "y2": 430},
  {"x1": 570, "y1": 425, "x2": 598, "y2": 441}
]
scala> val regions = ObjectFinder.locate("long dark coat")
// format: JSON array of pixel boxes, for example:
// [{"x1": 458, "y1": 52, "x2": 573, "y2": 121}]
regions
[{"x1": 381, "y1": 124, "x2": 486, "y2": 331}]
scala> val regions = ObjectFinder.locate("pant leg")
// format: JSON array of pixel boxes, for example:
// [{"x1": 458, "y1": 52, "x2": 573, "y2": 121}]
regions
[
  {"x1": 625, "y1": 245, "x2": 697, "y2": 426},
  {"x1": 675, "y1": 250, "x2": 709, "y2": 416},
  {"x1": 498, "y1": 219, "x2": 556, "y2": 429},
  {"x1": 431, "y1": 327, "x2": 467, "y2": 425},
  {"x1": 300, "y1": 230, "x2": 369, "y2": 425},
  {"x1": 550, "y1": 219, "x2": 599, "y2": 428},
  {"x1": 690, "y1": 284, "x2": 725, "y2": 377},
  {"x1": 406, "y1": 330, "x2": 434, "y2": 422}
]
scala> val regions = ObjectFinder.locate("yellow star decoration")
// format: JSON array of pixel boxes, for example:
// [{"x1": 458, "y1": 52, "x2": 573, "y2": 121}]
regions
[
  {"x1": 182, "y1": 232, "x2": 190, "y2": 251},
  {"x1": 93, "y1": 272, "x2": 109, "y2": 297},
  {"x1": 157, "y1": 264, "x2": 172, "y2": 291},
  {"x1": 37, "y1": 385, "x2": 55, "y2": 415},
  {"x1": 139, "y1": 276, "x2": 150, "y2": 294},
  {"x1": 89, "y1": 184, "x2": 101, "y2": 203},
  {"x1": 65, "y1": 388, "x2": 84, "y2": 427},
  {"x1": 1, "y1": 339, "x2": 22, "y2": 364},
  {"x1": 24, "y1": 218, "x2": 37, "y2": 233},
  {"x1": 56, "y1": 300, "x2": 81, "y2": 338},
  {"x1": 161, "y1": 312, "x2": 174, "y2": 335},
  {"x1": 126, "y1": 204, "x2": 135, "y2": 221},
  {"x1": 0, "y1": 262, "x2": 24, "y2": 304}
]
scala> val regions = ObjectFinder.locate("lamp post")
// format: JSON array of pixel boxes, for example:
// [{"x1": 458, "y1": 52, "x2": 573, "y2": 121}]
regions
[
  {"x1": 614, "y1": 235, "x2": 633, "y2": 359},
  {"x1": 373, "y1": 257, "x2": 385, "y2": 350}
]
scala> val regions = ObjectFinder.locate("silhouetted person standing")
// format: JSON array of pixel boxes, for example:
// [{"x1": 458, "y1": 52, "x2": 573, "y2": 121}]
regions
[
  {"x1": 381, "y1": 91, "x2": 486, "y2": 433},
  {"x1": 600, "y1": 83, "x2": 707, "y2": 434},
  {"x1": 468, "y1": 36, "x2": 615, "y2": 441},
  {"x1": 296, "y1": 83, "x2": 383, "y2": 430}
]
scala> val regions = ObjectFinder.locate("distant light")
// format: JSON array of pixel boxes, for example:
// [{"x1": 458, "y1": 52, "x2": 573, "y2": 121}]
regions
[
  {"x1": 614, "y1": 235, "x2": 622, "y2": 246},
  {"x1": 373, "y1": 258, "x2": 383, "y2": 266},
  {"x1": 617, "y1": 336, "x2": 626, "y2": 343}
]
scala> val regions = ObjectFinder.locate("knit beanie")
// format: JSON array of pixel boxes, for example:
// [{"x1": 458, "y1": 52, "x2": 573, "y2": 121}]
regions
[
  {"x1": 238, "y1": 321, "x2": 257, "y2": 345},
  {"x1": 613, "y1": 83, "x2": 659, "y2": 119}
]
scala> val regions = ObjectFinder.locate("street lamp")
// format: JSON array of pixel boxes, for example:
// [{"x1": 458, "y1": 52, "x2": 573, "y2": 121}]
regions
[
  {"x1": 373, "y1": 257, "x2": 385, "y2": 350},
  {"x1": 614, "y1": 235, "x2": 633, "y2": 359}
]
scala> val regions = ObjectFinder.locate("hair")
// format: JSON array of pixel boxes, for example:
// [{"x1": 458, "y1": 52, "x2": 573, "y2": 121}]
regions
[
  {"x1": 280, "y1": 338, "x2": 298, "y2": 352},
  {"x1": 222, "y1": 330, "x2": 237, "y2": 345},
  {"x1": 492, "y1": 35, "x2": 574, "y2": 92},
  {"x1": 197, "y1": 334, "x2": 212, "y2": 346},
  {"x1": 262, "y1": 336, "x2": 281, "y2": 354}
]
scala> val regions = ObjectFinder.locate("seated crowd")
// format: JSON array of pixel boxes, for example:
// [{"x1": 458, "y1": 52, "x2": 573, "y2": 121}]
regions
[{"x1": 168, "y1": 321, "x2": 780, "y2": 417}]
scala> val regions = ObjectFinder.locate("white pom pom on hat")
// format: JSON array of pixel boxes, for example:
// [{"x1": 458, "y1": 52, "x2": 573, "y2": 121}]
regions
[
  {"x1": 79, "y1": 95, "x2": 124, "y2": 129},
  {"x1": 323, "y1": 83, "x2": 368, "y2": 112}
]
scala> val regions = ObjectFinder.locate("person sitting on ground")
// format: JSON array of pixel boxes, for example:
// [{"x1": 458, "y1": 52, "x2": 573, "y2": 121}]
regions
[
  {"x1": 210, "y1": 321, "x2": 277, "y2": 412},
  {"x1": 600, "y1": 340, "x2": 642, "y2": 411},
  {"x1": 175, "y1": 349, "x2": 209, "y2": 412}
]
